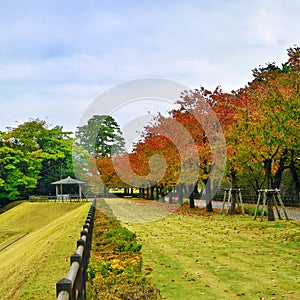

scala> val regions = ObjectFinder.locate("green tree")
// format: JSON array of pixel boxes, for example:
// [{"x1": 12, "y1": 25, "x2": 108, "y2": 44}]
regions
[
  {"x1": 75, "y1": 115, "x2": 125, "y2": 158},
  {"x1": 0, "y1": 119, "x2": 73, "y2": 200},
  {"x1": 0, "y1": 144, "x2": 43, "y2": 200},
  {"x1": 34, "y1": 136, "x2": 74, "y2": 196}
]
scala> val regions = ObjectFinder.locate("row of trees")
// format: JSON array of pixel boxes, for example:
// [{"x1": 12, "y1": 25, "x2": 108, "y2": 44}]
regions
[
  {"x1": 93, "y1": 47, "x2": 300, "y2": 212},
  {"x1": 1, "y1": 47, "x2": 299, "y2": 210}
]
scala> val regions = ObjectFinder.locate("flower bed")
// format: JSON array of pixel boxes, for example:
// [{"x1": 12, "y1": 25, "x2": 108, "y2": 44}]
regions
[{"x1": 87, "y1": 200, "x2": 161, "y2": 299}]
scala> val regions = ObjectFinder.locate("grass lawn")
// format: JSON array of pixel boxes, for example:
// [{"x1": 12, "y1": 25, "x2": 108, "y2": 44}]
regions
[
  {"x1": 0, "y1": 201, "x2": 91, "y2": 300},
  {"x1": 117, "y1": 201, "x2": 300, "y2": 300}
]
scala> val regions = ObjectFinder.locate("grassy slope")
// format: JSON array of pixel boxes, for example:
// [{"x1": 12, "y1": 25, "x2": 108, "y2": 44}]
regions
[
  {"x1": 125, "y1": 206, "x2": 300, "y2": 300},
  {"x1": 0, "y1": 202, "x2": 90, "y2": 300},
  {"x1": 0, "y1": 200, "x2": 24, "y2": 214}
]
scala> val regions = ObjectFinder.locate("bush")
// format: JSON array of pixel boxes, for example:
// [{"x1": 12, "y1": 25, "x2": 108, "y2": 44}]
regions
[
  {"x1": 244, "y1": 205, "x2": 267, "y2": 216},
  {"x1": 88, "y1": 208, "x2": 161, "y2": 300}
]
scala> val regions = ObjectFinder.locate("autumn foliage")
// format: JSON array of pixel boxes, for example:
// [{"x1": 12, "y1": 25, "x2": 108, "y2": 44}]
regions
[{"x1": 94, "y1": 47, "x2": 300, "y2": 202}]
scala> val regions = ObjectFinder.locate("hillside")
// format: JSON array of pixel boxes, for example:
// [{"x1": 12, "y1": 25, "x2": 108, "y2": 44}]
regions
[{"x1": 0, "y1": 201, "x2": 91, "y2": 300}]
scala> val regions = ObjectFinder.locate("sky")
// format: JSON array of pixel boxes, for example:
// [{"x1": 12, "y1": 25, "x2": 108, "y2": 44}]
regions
[{"x1": 0, "y1": 0, "x2": 299, "y2": 133}]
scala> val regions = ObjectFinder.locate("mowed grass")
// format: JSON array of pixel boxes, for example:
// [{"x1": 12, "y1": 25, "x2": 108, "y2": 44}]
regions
[
  {"x1": 0, "y1": 201, "x2": 91, "y2": 300},
  {"x1": 124, "y1": 204, "x2": 300, "y2": 300}
]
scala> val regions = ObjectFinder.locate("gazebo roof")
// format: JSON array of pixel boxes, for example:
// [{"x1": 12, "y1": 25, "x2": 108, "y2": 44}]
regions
[{"x1": 51, "y1": 176, "x2": 85, "y2": 185}]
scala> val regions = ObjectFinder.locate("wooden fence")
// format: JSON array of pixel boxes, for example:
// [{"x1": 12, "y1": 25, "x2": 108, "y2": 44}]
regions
[
  {"x1": 29, "y1": 195, "x2": 89, "y2": 202},
  {"x1": 56, "y1": 200, "x2": 96, "y2": 300}
]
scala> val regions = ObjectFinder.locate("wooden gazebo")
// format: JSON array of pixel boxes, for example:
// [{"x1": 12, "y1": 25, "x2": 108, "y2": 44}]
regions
[{"x1": 51, "y1": 176, "x2": 85, "y2": 200}]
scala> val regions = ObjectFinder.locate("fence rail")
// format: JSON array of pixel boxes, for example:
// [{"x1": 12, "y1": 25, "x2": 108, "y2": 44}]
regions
[
  {"x1": 56, "y1": 200, "x2": 96, "y2": 300},
  {"x1": 29, "y1": 195, "x2": 90, "y2": 202}
]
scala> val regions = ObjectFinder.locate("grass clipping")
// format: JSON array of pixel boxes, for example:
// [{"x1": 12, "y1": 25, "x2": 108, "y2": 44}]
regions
[{"x1": 88, "y1": 201, "x2": 161, "y2": 300}]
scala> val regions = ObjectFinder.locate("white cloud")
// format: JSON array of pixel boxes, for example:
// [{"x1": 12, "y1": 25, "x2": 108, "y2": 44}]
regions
[{"x1": 0, "y1": 0, "x2": 299, "y2": 131}]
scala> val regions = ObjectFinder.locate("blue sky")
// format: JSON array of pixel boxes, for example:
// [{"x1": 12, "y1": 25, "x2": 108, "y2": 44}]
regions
[{"x1": 0, "y1": 0, "x2": 299, "y2": 132}]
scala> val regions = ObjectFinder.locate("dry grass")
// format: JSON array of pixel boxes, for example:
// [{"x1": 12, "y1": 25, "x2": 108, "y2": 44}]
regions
[
  {"x1": 122, "y1": 202, "x2": 300, "y2": 300},
  {"x1": 0, "y1": 202, "x2": 91, "y2": 300}
]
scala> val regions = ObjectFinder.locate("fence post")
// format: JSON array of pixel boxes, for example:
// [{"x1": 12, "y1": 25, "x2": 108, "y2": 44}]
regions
[
  {"x1": 77, "y1": 238, "x2": 87, "y2": 298},
  {"x1": 71, "y1": 252, "x2": 83, "y2": 300},
  {"x1": 56, "y1": 278, "x2": 72, "y2": 299}
]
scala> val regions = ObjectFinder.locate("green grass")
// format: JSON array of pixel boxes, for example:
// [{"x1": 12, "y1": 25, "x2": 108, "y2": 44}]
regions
[
  {"x1": 0, "y1": 201, "x2": 91, "y2": 300},
  {"x1": 123, "y1": 204, "x2": 300, "y2": 300}
]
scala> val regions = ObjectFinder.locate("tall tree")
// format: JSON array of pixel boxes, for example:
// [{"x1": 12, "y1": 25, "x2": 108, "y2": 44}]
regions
[
  {"x1": 176, "y1": 87, "x2": 227, "y2": 211},
  {"x1": 74, "y1": 115, "x2": 125, "y2": 196},
  {"x1": 75, "y1": 115, "x2": 125, "y2": 158}
]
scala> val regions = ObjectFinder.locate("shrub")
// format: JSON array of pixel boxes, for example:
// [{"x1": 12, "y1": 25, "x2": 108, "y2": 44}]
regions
[
  {"x1": 88, "y1": 208, "x2": 161, "y2": 300},
  {"x1": 244, "y1": 205, "x2": 267, "y2": 216}
]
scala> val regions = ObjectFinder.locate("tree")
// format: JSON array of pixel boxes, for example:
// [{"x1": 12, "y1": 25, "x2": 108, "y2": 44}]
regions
[
  {"x1": 0, "y1": 144, "x2": 43, "y2": 200},
  {"x1": 73, "y1": 115, "x2": 125, "y2": 196},
  {"x1": 231, "y1": 50, "x2": 300, "y2": 219},
  {"x1": 34, "y1": 134, "x2": 74, "y2": 196},
  {"x1": 0, "y1": 119, "x2": 73, "y2": 200},
  {"x1": 75, "y1": 115, "x2": 125, "y2": 158},
  {"x1": 176, "y1": 87, "x2": 227, "y2": 211}
]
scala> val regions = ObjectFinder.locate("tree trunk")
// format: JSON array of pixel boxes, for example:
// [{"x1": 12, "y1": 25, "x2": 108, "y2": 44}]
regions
[
  {"x1": 104, "y1": 184, "x2": 108, "y2": 197},
  {"x1": 266, "y1": 191, "x2": 275, "y2": 221},
  {"x1": 155, "y1": 185, "x2": 159, "y2": 201},
  {"x1": 189, "y1": 184, "x2": 195, "y2": 208},
  {"x1": 290, "y1": 159, "x2": 300, "y2": 200},
  {"x1": 264, "y1": 159, "x2": 272, "y2": 189},
  {"x1": 229, "y1": 168, "x2": 238, "y2": 215},
  {"x1": 140, "y1": 184, "x2": 145, "y2": 198},
  {"x1": 148, "y1": 181, "x2": 156, "y2": 200},
  {"x1": 203, "y1": 179, "x2": 213, "y2": 212},
  {"x1": 169, "y1": 188, "x2": 173, "y2": 204},
  {"x1": 272, "y1": 154, "x2": 287, "y2": 189},
  {"x1": 150, "y1": 185, "x2": 155, "y2": 200},
  {"x1": 194, "y1": 182, "x2": 200, "y2": 199},
  {"x1": 206, "y1": 201, "x2": 213, "y2": 212},
  {"x1": 264, "y1": 159, "x2": 275, "y2": 221},
  {"x1": 178, "y1": 183, "x2": 183, "y2": 205}
]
